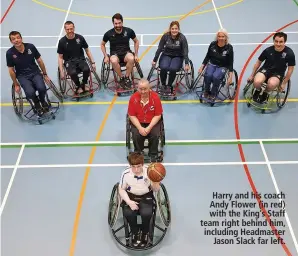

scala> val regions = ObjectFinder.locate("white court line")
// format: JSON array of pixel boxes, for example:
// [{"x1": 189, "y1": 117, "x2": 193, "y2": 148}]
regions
[
  {"x1": 1, "y1": 160, "x2": 298, "y2": 169},
  {"x1": 259, "y1": 142, "x2": 298, "y2": 254},
  {"x1": 1, "y1": 31, "x2": 298, "y2": 38},
  {"x1": 1, "y1": 42, "x2": 298, "y2": 49},
  {"x1": 56, "y1": 0, "x2": 74, "y2": 47},
  {"x1": 1, "y1": 137, "x2": 298, "y2": 146},
  {"x1": 211, "y1": 0, "x2": 223, "y2": 29},
  {"x1": 0, "y1": 145, "x2": 25, "y2": 217}
]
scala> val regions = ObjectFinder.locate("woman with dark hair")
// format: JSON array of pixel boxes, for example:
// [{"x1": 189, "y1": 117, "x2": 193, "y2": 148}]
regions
[{"x1": 152, "y1": 21, "x2": 190, "y2": 93}]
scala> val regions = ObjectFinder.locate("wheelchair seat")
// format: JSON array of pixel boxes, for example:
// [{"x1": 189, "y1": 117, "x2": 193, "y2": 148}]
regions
[
  {"x1": 147, "y1": 55, "x2": 195, "y2": 100},
  {"x1": 193, "y1": 63, "x2": 238, "y2": 107},
  {"x1": 57, "y1": 57, "x2": 101, "y2": 101},
  {"x1": 126, "y1": 114, "x2": 165, "y2": 163},
  {"x1": 108, "y1": 182, "x2": 171, "y2": 251},
  {"x1": 101, "y1": 53, "x2": 143, "y2": 96}
]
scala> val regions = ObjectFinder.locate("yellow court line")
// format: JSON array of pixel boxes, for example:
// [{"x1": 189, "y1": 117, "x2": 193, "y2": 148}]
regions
[
  {"x1": 1, "y1": 99, "x2": 298, "y2": 107},
  {"x1": 32, "y1": 0, "x2": 243, "y2": 20},
  {"x1": 68, "y1": 1, "x2": 213, "y2": 255}
]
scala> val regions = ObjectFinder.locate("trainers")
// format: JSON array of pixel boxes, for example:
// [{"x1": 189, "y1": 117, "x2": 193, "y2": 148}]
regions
[
  {"x1": 125, "y1": 76, "x2": 132, "y2": 88},
  {"x1": 139, "y1": 232, "x2": 149, "y2": 247},
  {"x1": 41, "y1": 101, "x2": 49, "y2": 112},
  {"x1": 131, "y1": 233, "x2": 139, "y2": 247},
  {"x1": 119, "y1": 77, "x2": 126, "y2": 88}
]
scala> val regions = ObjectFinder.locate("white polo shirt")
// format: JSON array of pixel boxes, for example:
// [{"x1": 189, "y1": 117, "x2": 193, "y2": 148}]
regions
[{"x1": 120, "y1": 165, "x2": 151, "y2": 195}]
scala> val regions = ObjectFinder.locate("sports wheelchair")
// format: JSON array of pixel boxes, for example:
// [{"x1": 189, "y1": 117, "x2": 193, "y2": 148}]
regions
[
  {"x1": 147, "y1": 56, "x2": 195, "y2": 100},
  {"x1": 57, "y1": 57, "x2": 101, "y2": 101},
  {"x1": 108, "y1": 182, "x2": 171, "y2": 251},
  {"x1": 243, "y1": 74, "x2": 291, "y2": 114},
  {"x1": 11, "y1": 77, "x2": 63, "y2": 125},
  {"x1": 101, "y1": 53, "x2": 144, "y2": 96},
  {"x1": 126, "y1": 114, "x2": 165, "y2": 163},
  {"x1": 193, "y1": 63, "x2": 238, "y2": 107}
]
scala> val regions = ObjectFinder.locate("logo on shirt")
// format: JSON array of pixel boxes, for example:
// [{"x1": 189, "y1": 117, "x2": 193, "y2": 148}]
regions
[
  {"x1": 222, "y1": 50, "x2": 227, "y2": 56},
  {"x1": 150, "y1": 106, "x2": 154, "y2": 111},
  {"x1": 123, "y1": 30, "x2": 127, "y2": 37},
  {"x1": 282, "y1": 52, "x2": 287, "y2": 59},
  {"x1": 13, "y1": 54, "x2": 17, "y2": 58},
  {"x1": 28, "y1": 49, "x2": 32, "y2": 54},
  {"x1": 176, "y1": 40, "x2": 180, "y2": 46},
  {"x1": 76, "y1": 38, "x2": 81, "y2": 44}
]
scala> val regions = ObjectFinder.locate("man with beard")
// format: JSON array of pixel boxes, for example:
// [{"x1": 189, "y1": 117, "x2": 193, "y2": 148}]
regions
[
  {"x1": 57, "y1": 21, "x2": 97, "y2": 94},
  {"x1": 247, "y1": 32, "x2": 295, "y2": 102},
  {"x1": 101, "y1": 13, "x2": 139, "y2": 88},
  {"x1": 6, "y1": 31, "x2": 51, "y2": 114}
]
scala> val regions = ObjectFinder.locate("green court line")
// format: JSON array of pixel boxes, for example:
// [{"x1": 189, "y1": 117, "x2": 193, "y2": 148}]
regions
[
  {"x1": 1, "y1": 140, "x2": 298, "y2": 149},
  {"x1": 293, "y1": 0, "x2": 298, "y2": 6}
]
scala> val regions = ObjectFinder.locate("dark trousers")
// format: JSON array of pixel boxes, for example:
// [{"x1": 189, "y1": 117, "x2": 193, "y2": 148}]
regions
[
  {"x1": 204, "y1": 64, "x2": 227, "y2": 96},
  {"x1": 159, "y1": 54, "x2": 183, "y2": 87},
  {"x1": 131, "y1": 122, "x2": 160, "y2": 158},
  {"x1": 65, "y1": 59, "x2": 90, "y2": 88},
  {"x1": 122, "y1": 191, "x2": 154, "y2": 234},
  {"x1": 18, "y1": 72, "x2": 47, "y2": 104}
]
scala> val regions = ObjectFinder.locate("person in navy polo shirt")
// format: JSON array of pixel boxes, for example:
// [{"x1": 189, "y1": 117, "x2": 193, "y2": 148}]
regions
[
  {"x1": 6, "y1": 31, "x2": 51, "y2": 114},
  {"x1": 101, "y1": 13, "x2": 139, "y2": 89},
  {"x1": 128, "y1": 79, "x2": 163, "y2": 162},
  {"x1": 57, "y1": 21, "x2": 97, "y2": 94}
]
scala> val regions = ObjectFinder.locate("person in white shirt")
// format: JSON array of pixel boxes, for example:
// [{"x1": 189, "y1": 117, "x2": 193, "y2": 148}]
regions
[{"x1": 119, "y1": 152, "x2": 160, "y2": 248}]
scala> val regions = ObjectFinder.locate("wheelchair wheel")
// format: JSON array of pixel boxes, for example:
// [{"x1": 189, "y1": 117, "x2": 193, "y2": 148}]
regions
[
  {"x1": 101, "y1": 55, "x2": 110, "y2": 85},
  {"x1": 156, "y1": 183, "x2": 171, "y2": 227},
  {"x1": 45, "y1": 79, "x2": 64, "y2": 103},
  {"x1": 86, "y1": 57, "x2": 101, "y2": 91},
  {"x1": 276, "y1": 79, "x2": 290, "y2": 108},
  {"x1": 108, "y1": 183, "x2": 121, "y2": 228},
  {"x1": 11, "y1": 84, "x2": 24, "y2": 117},
  {"x1": 57, "y1": 67, "x2": 67, "y2": 96}
]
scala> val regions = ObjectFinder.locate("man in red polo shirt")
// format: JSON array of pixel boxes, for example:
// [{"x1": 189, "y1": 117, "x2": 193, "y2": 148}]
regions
[{"x1": 128, "y1": 78, "x2": 163, "y2": 162}]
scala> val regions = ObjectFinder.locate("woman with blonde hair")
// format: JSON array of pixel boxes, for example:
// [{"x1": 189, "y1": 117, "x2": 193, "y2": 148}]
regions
[
  {"x1": 152, "y1": 21, "x2": 190, "y2": 94},
  {"x1": 198, "y1": 28, "x2": 234, "y2": 100}
]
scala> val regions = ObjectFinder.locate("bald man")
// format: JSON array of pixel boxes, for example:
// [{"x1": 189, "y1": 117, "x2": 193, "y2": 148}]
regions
[{"x1": 127, "y1": 79, "x2": 163, "y2": 162}]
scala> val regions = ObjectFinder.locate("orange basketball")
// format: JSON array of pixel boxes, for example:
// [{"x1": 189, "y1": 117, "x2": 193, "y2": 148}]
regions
[{"x1": 147, "y1": 163, "x2": 166, "y2": 182}]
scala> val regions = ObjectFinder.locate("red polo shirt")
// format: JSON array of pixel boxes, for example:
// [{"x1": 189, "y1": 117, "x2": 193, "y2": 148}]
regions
[{"x1": 128, "y1": 91, "x2": 163, "y2": 124}]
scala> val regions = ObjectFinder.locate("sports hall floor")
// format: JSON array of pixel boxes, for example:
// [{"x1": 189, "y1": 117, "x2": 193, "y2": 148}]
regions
[{"x1": 1, "y1": 0, "x2": 298, "y2": 255}]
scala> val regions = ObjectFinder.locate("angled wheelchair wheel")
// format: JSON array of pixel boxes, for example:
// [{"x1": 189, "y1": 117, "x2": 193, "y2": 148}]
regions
[
  {"x1": 101, "y1": 55, "x2": 110, "y2": 85},
  {"x1": 156, "y1": 183, "x2": 171, "y2": 227},
  {"x1": 86, "y1": 57, "x2": 101, "y2": 92},
  {"x1": 184, "y1": 59, "x2": 195, "y2": 90},
  {"x1": 57, "y1": 67, "x2": 67, "y2": 96},
  {"x1": 108, "y1": 183, "x2": 121, "y2": 228},
  {"x1": 11, "y1": 84, "x2": 24, "y2": 117},
  {"x1": 276, "y1": 79, "x2": 290, "y2": 108},
  {"x1": 46, "y1": 79, "x2": 64, "y2": 103}
]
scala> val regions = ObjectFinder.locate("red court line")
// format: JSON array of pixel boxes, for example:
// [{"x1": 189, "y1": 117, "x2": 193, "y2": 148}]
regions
[
  {"x1": 1, "y1": 0, "x2": 16, "y2": 24},
  {"x1": 234, "y1": 19, "x2": 298, "y2": 256}
]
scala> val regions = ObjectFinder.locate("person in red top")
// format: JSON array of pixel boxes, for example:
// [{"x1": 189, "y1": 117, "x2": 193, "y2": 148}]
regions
[{"x1": 128, "y1": 78, "x2": 163, "y2": 162}]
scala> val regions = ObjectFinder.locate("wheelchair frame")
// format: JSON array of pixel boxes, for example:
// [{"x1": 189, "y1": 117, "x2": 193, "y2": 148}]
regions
[
  {"x1": 126, "y1": 114, "x2": 165, "y2": 163},
  {"x1": 147, "y1": 55, "x2": 195, "y2": 100},
  {"x1": 193, "y1": 63, "x2": 238, "y2": 106},
  {"x1": 11, "y1": 78, "x2": 63, "y2": 125},
  {"x1": 101, "y1": 53, "x2": 144, "y2": 96},
  {"x1": 108, "y1": 182, "x2": 171, "y2": 251},
  {"x1": 57, "y1": 57, "x2": 101, "y2": 101},
  {"x1": 243, "y1": 76, "x2": 291, "y2": 114}
]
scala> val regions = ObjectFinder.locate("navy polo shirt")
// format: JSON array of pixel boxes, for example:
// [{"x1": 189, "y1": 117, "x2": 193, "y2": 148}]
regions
[{"x1": 6, "y1": 43, "x2": 41, "y2": 77}]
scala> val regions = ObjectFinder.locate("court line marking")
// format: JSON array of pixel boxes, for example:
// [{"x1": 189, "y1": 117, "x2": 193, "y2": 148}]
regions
[
  {"x1": 1, "y1": 160, "x2": 298, "y2": 169},
  {"x1": 0, "y1": 0, "x2": 16, "y2": 24},
  {"x1": 1, "y1": 138, "x2": 298, "y2": 147},
  {"x1": 68, "y1": 1, "x2": 211, "y2": 255},
  {"x1": 1, "y1": 98, "x2": 298, "y2": 107},
  {"x1": 2, "y1": 42, "x2": 298, "y2": 49},
  {"x1": 32, "y1": 0, "x2": 242, "y2": 20},
  {"x1": 56, "y1": 0, "x2": 74, "y2": 47},
  {"x1": 260, "y1": 142, "x2": 298, "y2": 254},
  {"x1": 211, "y1": 0, "x2": 223, "y2": 28},
  {"x1": 0, "y1": 145, "x2": 25, "y2": 216},
  {"x1": 2, "y1": 31, "x2": 298, "y2": 38},
  {"x1": 233, "y1": 19, "x2": 298, "y2": 256},
  {"x1": 293, "y1": 0, "x2": 298, "y2": 7}
]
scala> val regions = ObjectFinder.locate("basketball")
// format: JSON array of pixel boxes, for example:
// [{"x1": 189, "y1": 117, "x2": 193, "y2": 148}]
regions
[{"x1": 147, "y1": 163, "x2": 166, "y2": 182}]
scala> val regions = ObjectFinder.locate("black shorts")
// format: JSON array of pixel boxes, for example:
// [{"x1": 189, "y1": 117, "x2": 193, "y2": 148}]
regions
[
  {"x1": 111, "y1": 50, "x2": 133, "y2": 63},
  {"x1": 258, "y1": 68, "x2": 283, "y2": 83}
]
